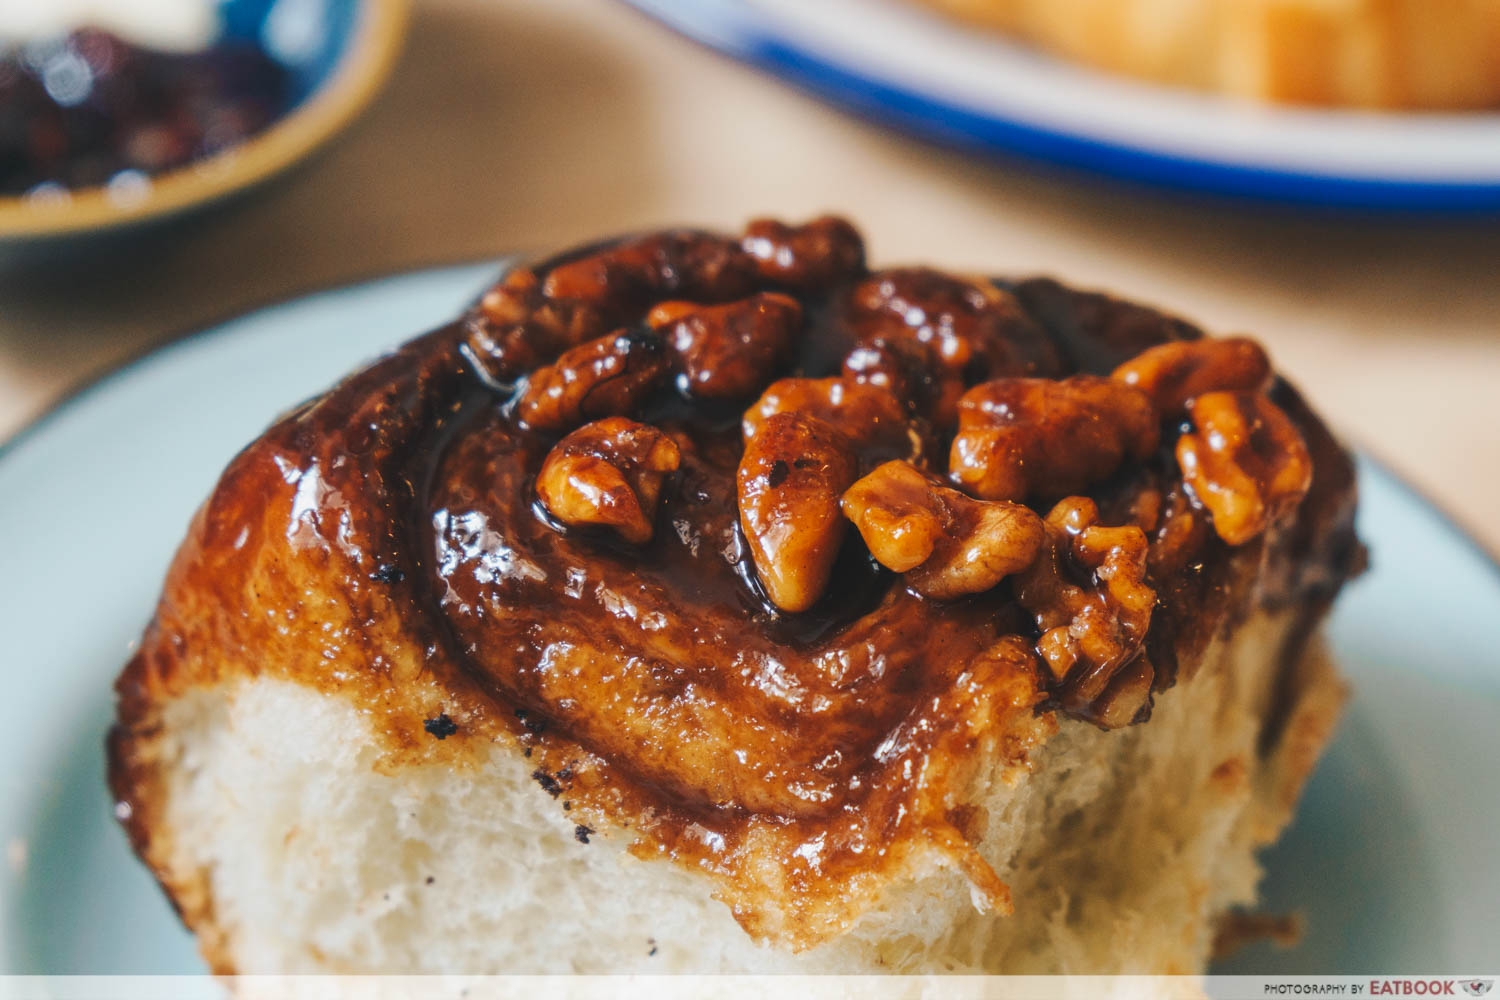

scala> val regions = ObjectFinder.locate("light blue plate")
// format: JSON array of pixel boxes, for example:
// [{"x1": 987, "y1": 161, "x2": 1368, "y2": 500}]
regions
[
  {"x1": 0, "y1": 263, "x2": 1495, "y2": 972},
  {"x1": 623, "y1": 0, "x2": 1500, "y2": 211}
]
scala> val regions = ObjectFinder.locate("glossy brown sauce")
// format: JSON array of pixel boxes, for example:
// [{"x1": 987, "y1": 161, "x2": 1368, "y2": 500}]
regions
[{"x1": 111, "y1": 220, "x2": 1362, "y2": 951}]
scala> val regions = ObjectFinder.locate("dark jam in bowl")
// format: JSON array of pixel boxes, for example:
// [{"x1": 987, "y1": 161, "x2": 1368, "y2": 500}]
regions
[{"x1": 0, "y1": 28, "x2": 292, "y2": 197}]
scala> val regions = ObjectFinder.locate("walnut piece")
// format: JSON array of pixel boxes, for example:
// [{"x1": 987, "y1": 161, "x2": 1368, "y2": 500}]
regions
[
  {"x1": 842, "y1": 460, "x2": 1044, "y2": 600},
  {"x1": 1014, "y1": 497, "x2": 1157, "y2": 727},
  {"x1": 949, "y1": 376, "x2": 1159, "y2": 501},
  {"x1": 647, "y1": 292, "x2": 802, "y2": 399},
  {"x1": 737, "y1": 412, "x2": 858, "y2": 612},
  {"x1": 741, "y1": 215, "x2": 865, "y2": 289},
  {"x1": 1091, "y1": 657, "x2": 1156, "y2": 730},
  {"x1": 465, "y1": 266, "x2": 612, "y2": 382},
  {"x1": 542, "y1": 230, "x2": 760, "y2": 307},
  {"x1": 1176, "y1": 390, "x2": 1313, "y2": 546},
  {"x1": 743, "y1": 376, "x2": 916, "y2": 465},
  {"x1": 465, "y1": 220, "x2": 840, "y2": 384},
  {"x1": 842, "y1": 335, "x2": 966, "y2": 428},
  {"x1": 847, "y1": 268, "x2": 1061, "y2": 388},
  {"x1": 1112, "y1": 336, "x2": 1271, "y2": 415},
  {"x1": 536, "y1": 418, "x2": 682, "y2": 544},
  {"x1": 1143, "y1": 480, "x2": 1213, "y2": 579},
  {"x1": 515, "y1": 329, "x2": 669, "y2": 431}
]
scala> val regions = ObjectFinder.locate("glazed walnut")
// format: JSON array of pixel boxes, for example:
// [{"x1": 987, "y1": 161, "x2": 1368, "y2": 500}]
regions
[
  {"x1": 847, "y1": 268, "x2": 1061, "y2": 386},
  {"x1": 465, "y1": 266, "x2": 613, "y2": 382},
  {"x1": 1091, "y1": 657, "x2": 1156, "y2": 731},
  {"x1": 741, "y1": 215, "x2": 865, "y2": 289},
  {"x1": 535, "y1": 418, "x2": 682, "y2": 544},
  {"x1": 949, "y1": 376, "x2": 1159, "y2": 502},
  {"x1": 737, "y1": 412, "x2": 858, "y2": 613},
  {"x1": 647, "y1": 292, "x2": 802, "y2": 399},
  {"x1": 1176, "y1": 391, "x2": 1313, "y2": 546},
  {"x1": 542, "y1": 230, "x2": 760, "y2": 308},
  {"x1": 1112, "y1": 336, "x2": 1271, "y2": 415},
  {"x1": 842, "y1": 335, "x2": 966, "y2": 429},
  {"x1": 842, "y1": 460, "x2": 1044, "y2": 600},
  {"x1": 1143, "y1": 481, "x2": 1214, "y2": 579},
  {"x1": 1014, "y1": 497, "x2": 1157, "y2": 727},
  {"x1": 515, "y1": 329, "x2": 669, "y2": 432},
  {"x1": 743, "y1": 376, "x2": 918, "y2": 467},
  {"x1": 468, "y1": 220, "x2": 855, "y2": 386}
]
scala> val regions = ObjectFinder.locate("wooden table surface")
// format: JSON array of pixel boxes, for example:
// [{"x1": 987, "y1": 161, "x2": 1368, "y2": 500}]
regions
[{"x1": 3, "y1": 0, "x2": 1497, "y2": 556}]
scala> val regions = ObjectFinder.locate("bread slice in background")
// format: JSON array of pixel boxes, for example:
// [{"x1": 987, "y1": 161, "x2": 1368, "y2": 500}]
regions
[{"x1": 915, "y1": 0, "x2": 1500, "y2": 108}]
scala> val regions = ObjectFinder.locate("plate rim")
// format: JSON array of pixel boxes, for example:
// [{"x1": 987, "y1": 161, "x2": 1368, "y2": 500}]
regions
[
  {"x1": 4, "y1": 258, "x2": 1498, "y2": 582},
  {"x1": 0, "y1": 254, "x2": 504, "y2": 465},
  {"x1": 618, "y1": 0, "x2": 1500, "y2": 211}
]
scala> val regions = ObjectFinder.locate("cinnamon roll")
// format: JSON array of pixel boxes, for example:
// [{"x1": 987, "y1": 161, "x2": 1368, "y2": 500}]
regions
[{"x1": 109, "y1": 216, "x2": 1362, "y2": 973}]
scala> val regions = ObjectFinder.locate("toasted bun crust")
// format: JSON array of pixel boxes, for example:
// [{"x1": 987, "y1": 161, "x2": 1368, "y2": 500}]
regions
[
  {"x1": 109, "y1": 219, "x2": 1362, "y2": 972},
  {"x1": 915, "y1": 0, "x2": 1500, "y2": 108}
]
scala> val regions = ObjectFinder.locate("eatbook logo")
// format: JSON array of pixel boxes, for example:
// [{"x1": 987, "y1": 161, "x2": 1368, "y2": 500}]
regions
[{"x1": 1462, "y1": 982, "x2": 1494, "y2": 997}]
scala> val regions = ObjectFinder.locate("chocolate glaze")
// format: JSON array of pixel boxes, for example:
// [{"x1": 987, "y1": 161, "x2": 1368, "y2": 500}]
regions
[{"x1": 109, "y1": 219, "x2": 1362, "y2": 954}]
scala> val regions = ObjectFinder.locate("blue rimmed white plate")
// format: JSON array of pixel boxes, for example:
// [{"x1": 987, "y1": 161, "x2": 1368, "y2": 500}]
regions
[
  {"x1": 624, "y1": 0, "x2": 1500, "y2": 211},
  {"x1": 0, "y1": 263, "x2": 1496, "y2": 972}
]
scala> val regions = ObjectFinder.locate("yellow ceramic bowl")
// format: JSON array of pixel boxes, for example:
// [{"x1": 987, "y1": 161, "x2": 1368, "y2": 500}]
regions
[{"x1": 0, "y1": 0, "x2": 410, "y2": 240}]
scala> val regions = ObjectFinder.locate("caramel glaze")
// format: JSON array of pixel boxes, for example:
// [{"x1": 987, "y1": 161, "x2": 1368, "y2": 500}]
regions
[{"x1": 110, "y1": 220, "x2": 1363, "y2": 954}]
